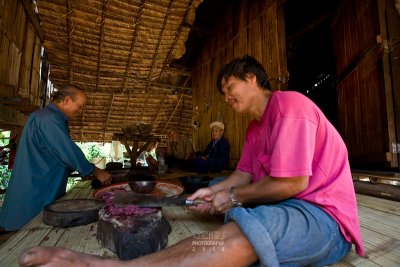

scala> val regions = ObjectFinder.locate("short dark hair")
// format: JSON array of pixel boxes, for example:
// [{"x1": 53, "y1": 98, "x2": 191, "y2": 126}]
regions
[
  {"x1": 51, "y1": 85, "x2": 83, "y2": 102},
  {"x1": 216, "y1": 55, "x2": 271, "y2": 94}
]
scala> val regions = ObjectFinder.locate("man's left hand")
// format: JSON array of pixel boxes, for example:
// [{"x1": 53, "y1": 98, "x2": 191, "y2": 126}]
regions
[{"x1": 211, "y1": 190, "x2": 232, "y2": 214}]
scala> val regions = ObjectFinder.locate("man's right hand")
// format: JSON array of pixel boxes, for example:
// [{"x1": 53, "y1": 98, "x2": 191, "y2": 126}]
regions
[
  {"x1": 92, "y1": 168, "x2": 112, "y2": 185},
  {"x1": 187, "y1": 187, "x2": 214, "y2": 213}
]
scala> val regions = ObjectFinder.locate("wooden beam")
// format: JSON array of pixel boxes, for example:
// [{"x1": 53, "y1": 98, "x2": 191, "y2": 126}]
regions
[
  {"x1": 80, "y1": 106, "x2": 85, "y2": 142},
  {"x1": 162, "y1": 94, "x2": 183, "y2": 134},
  {"x1": 151, "y1": 95, "x2": 168, "y2": 127},
  {"x1": 122, "y1": 90, "x2": 131, "y2": 125},
  {"x1": 139, "y1": 92, "x2": 150, "y2": 123},
  {"x1": 146, "y1": 0, "x2": 173, "y2": 84},
  {"x1": 103, "y1": 94, "x2": 115, "y2": 143},
  {"x1": 66, "y1": 0, "x2": 73, "y2": 83},
  {"x1": 0, "y1": 104, "x2": 28, "y2": 127},
  {"x1": 122, "y1": 0, "x2": 145, "y2": 92},
  {"x1": 48, "y1": 62, "x2": 192, "y2": 92},
  {"x1": 354, "y1": 181, "x2": 400, "y2": 202},
  {"x1": 385, "y1": 0, "x2": 400, "y2": 170},
  {"x1": 96, "y1": 0, "x2": 108, "y2": 92},
  {"x1": 162, "y1": 66, "x2": 191, "y2": 77},
  {"x1": 0, "y1": 83, "x2": 16, "y2": 98},
  {"x1": 157, "y1": 0, "x2": 193, "y2": 82},
  {"x1": 378, "y1": 0, "x2": 398, "y2": 168},
  {"x1": 21, "y1": 0, "x2": 44, "y2": 42}
]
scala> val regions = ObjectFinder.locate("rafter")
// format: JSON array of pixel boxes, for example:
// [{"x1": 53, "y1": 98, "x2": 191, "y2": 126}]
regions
[
  {"x1": 151, "y1": 95, "x2": 168, "y2": 127},
  {"x1": 48, "y1": 63, "x2": 192, "y2": 92},
  {"x1": 96, "y1": 0, "x2": 108, "y2": 92},
  {"x1": 157, "y1": 0, "x2": 194, "y2": 82},
  {"x1": 162, "y1": 94, "x2": 183, "y2": 134},
  {"x1": 146, "y1": 0, "x2": 173, "y2": 81},
  {"x1": 21, "y1": 0, "x2": 44, "y2": 42},
  {"x1": 140, "y1": 0, "x2": 174, "y2": 122},
  {"x1": 121, "y1": 0, "x2": 145, "y2": 92},
  {"x1": 66, "y1": 0, "x2": 73, "y2": 83},
  {"x1": 122, "y1": 90, "x2": 131, "y2": 125},
  {"x1": 103, "y1": 93, "x2": 115, "y2": 143}
]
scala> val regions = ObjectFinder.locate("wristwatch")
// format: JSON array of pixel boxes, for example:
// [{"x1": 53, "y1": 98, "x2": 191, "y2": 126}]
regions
[{"x1": 229, "y1": 187, "x2": 243, "y2": 207}]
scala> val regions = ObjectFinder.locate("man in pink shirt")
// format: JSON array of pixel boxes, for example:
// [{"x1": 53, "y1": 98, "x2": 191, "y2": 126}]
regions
[{"x1": 19, "y1": 56, "x2": 363, "y2": 267}]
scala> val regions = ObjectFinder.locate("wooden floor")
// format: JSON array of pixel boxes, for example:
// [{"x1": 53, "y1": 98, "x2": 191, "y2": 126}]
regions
[
  {"x1": 0, "y1": 179, "x2": 399, "y2": 266},
  {"x1": 333, "y1": 194, "x2": 400, "y2": 266}
]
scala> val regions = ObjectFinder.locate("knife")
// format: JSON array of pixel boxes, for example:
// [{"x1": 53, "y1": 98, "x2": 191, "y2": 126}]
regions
[{"x1": 113, "y1": 192, "x2": 206, "y2": 208}]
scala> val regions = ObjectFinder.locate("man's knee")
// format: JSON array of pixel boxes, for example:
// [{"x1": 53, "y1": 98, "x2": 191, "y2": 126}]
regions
[{"x1": 220, "y1": 222, "x2": 253, "y2": 250}]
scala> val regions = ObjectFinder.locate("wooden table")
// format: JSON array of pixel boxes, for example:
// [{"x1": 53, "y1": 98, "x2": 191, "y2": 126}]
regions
[
  {"x1": 113, "y1": 133, "x2": 160, "y2": 167},
  {"x1": 0, "y1": 180, "x2": 223, "y2": 267}
]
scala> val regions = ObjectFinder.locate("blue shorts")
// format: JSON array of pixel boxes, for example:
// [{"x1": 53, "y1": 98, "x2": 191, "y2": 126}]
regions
[{"x1": 225, "y1": 199, "x2": 351, "y2": 267}]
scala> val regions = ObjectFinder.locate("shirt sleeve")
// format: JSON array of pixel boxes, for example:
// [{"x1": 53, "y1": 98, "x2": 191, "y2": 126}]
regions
[
  {"x1": 268, "y1": 116, "x2": 316, "y2": 177},
  {"x1": 39, "y1": 115, "x2": 94, "y2": 177}
]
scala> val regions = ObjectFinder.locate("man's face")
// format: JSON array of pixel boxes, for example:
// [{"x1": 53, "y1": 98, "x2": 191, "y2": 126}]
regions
[
  {"x1": 169, "y1": 130, "x2": 179, "y2": 142},
  {"x1": 211, "y1": 126, "x2": 223, "y2": 140},
  {"x1": 62, "y1": 91, "x2": 87, "y2": 119},
  {"x1": 221, "y1": 75, "x2": 255, "y2": 113}
]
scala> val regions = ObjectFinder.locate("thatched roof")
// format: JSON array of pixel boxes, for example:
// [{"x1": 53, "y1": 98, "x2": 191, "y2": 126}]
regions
[{"x1": 35, "y1": 0, "x2": 204, "y2": 143}]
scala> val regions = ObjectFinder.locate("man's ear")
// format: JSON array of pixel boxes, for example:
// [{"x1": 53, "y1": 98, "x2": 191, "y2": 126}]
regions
[
  {"x1": 248, "y1": 74, "x2": 257, "y2": 86},
  {"x1": 63, "y1": 96, "x2": 72, "y2": 105}
]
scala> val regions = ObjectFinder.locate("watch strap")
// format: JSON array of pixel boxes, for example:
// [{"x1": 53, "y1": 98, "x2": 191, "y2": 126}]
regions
[{"x1": 229, "y1": 187, "x2": 243, "y2": 207}]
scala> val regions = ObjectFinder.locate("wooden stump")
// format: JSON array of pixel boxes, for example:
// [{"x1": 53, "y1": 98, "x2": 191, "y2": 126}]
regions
[{"x1": 97, "y1": 209, "x2": 171, "y2": 260}]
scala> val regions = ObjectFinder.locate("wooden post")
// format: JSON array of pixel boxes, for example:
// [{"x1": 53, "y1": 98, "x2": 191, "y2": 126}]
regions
[
  {"x1": 384, "y1": 0, "x2": 400, "y2": 170},
  {"x1": 378, "y1": 0, "x2": 398, "y2": 168}
]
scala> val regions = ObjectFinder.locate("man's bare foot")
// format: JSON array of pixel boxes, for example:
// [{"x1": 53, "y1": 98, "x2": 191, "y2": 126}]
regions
[{"x1": 19, "y1": 246, "x2": 117, "y2": 267}]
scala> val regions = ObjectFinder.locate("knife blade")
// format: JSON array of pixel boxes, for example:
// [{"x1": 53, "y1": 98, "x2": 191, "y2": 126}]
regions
[{"x1": 114, "y1": 192, "x2": 205, "y2": 208}]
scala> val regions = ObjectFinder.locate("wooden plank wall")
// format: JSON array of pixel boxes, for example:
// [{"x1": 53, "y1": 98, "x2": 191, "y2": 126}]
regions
[
  {"x1": 332, "y1": 0, "x2": 397, "y2": 167},
  {"x1": 191, "y1": 0, "x2": 287, "y2": 167},
  {"x1": 0, "y1": 0, "x2": 43, "y2": 128}
]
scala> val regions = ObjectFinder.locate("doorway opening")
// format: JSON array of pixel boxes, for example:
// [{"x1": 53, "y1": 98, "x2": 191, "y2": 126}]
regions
[{"x1": 284, "y1": 0, "x2": 340, "y2": 127}]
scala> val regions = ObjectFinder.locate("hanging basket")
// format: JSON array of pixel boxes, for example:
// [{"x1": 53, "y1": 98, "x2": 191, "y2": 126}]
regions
[{"x1": 192, "y1": 119, "x2": 201, "y2": 128}]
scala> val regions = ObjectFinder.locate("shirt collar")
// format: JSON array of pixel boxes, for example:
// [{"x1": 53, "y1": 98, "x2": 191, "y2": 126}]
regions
[
  {"x1": 212, "y1": 137, "x2": 221, "y2": 146},
  {"x1": 48, "y1": 102, "x2": 69, "y2": 122}
]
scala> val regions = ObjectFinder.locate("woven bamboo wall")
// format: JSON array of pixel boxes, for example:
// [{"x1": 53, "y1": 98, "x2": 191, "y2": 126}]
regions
[
  {"x1": 332, "y1": 0, "x2": 397, "y2": 167},
  {"x1": 0, "y1": 0, "x2": 43, "y2": 128},
  {"x1": 191, "y1": 0, "x2": 287, "y2": 167}
]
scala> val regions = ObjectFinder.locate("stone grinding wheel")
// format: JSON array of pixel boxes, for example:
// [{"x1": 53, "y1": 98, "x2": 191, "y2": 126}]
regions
[{"x1": 43, "y1": 199, "x2": 104, "y2": 227}]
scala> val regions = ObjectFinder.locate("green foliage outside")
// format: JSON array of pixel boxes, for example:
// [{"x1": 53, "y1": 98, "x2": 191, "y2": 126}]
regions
[
  {"x1": 76, "y1": 142, "x2": 107, "y2": 162},
  {"x1": 0, "y1": 131, "x2": 11, "y2": 201},
  {"x1": 68, "y1": 142, "x2": 106, "y2": 191},
  {"x1": 0, "y1": 166, "x2": 11, "y2": 189}
]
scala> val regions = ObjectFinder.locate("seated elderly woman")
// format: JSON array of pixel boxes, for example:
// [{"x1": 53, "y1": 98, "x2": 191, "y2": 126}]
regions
[{"x1": 195, "y1": 121, "x2": 230, "y2": 173}]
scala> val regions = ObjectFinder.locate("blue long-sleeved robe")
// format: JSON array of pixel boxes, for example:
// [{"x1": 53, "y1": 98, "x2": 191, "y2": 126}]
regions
[
  {"x1": 0, "y1": 103, "x2": 94, "y2": 231},
  {"x1": 195, "y1": 136, "x2": 230, "y2": 173}
]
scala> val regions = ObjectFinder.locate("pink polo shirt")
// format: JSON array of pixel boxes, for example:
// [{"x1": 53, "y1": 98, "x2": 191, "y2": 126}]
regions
[{"x1": 237, "y1": 91, "x2": 364, "y2": 256}]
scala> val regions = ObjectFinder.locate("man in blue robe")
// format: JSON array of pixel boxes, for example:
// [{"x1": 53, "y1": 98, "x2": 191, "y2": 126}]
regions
[{"x1": 0, "y1": 85, "x2": 112, "y2": 231}]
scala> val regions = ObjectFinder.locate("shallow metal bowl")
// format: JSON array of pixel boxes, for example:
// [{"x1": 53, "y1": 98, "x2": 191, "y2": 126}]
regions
[{"x1": 128, "y1": 181, "x2": 157, "y2": 194}]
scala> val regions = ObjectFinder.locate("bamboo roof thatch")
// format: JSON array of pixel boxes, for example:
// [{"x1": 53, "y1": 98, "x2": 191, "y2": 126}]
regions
[{"x1": 35, "y1": 0, "x2": 203, "y2": 143}]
